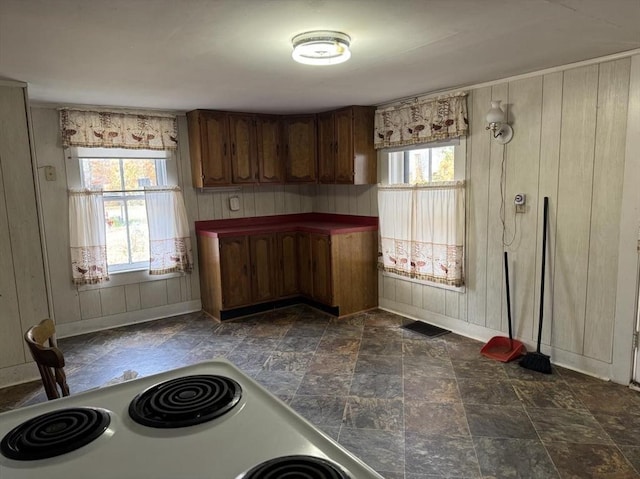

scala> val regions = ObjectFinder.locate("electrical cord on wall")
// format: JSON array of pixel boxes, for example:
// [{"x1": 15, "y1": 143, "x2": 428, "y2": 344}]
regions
[{"x1": 500, "y1": 146, "x2": 517, "y2": 247}]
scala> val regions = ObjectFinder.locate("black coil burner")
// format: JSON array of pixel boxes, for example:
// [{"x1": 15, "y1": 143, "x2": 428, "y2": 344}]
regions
[
  {"x1": 0, "y1": 407, "x2": 110, "y2": 461},
  {"x1": 128, "y1": 374, "x2": 242, "y2": 428},
  {"x1": 239, "y1": 455, "x2": 351, "y2": 479}
]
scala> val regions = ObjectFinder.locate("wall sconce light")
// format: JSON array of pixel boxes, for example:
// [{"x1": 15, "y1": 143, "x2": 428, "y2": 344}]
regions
[{"x1": 486, "y1": 100, "x2": 513, "y2": 144}]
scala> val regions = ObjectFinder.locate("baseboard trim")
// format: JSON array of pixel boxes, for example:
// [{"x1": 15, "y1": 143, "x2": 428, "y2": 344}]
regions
[
  {"x1": 56, "y1": 300, "x2": 202, "y2": 338},
  {"x1": 379, "y1": 298, "x2": 614, "y2": 383},
  {"x1": 0, "y1": 361, "x2": 40, "y2": 389}
]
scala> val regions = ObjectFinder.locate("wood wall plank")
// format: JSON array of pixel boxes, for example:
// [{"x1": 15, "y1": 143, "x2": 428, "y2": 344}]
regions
[
  {"x1": 466, "y1": 87, "x2": 492, "y2": 326},
  {"x1": 125, "y1": 283, "x2": 141, "y2": 311},
  {"x1": 445, "y1": 290, "x2": 460, "y2": 319},
  {"x1": 0, "y1": 155, "x2": 25, "y2": 367},
  {"x1": 177, "y1": 115, "x2": 200, "y2": 301},
  {"x1": 486, "y1": 83, "x2": 510, "y2": 331},
  {"x1": 140, "y1": 280, "x2": 168, "y2": 309},
  {"x1": 0, "y1": 88, "x2": 49, "y2": 339},
  {"x1": 423, "y1": 285, "x2": 445, "y2": 316},
  {"x1": 536, "y1": 72, "x2": 563, "y2": 346},
  {"x1": 552, "y1": 64, "x2": 599, "y2": 354},
  {"x1": 584, "y1": 58, "x2": 631, "y2": 362},
  {"x1": 505, "y1": 76, "x2": 543, "y2": 342},
  {"x1": 100, "y1": 287, "x2": 126, "y2": 316},
  {"x1": 30, "y1": 108, "x2": 82, "y2": 325},
  {"x1": 255, "y1": 186, "x2": 276, "y2": 216}
]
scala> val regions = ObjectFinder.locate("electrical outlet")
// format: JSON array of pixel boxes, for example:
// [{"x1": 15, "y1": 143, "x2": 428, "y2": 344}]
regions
[{"x1": 229, "y1": 195, "x2": 240, "y2": 211}]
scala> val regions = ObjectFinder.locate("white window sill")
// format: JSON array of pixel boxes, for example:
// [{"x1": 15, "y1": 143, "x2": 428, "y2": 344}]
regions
[
  {"x1": 76, "y1": 269, "x2": 186, "y2": 291},
  {"x1": 382, "y1": 271, "x2": 466, "y2": 293}
]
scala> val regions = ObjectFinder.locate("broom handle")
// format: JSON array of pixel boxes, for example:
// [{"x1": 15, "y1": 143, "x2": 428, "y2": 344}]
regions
[
  {"x1": 537, "y1": 197, "x2": 549, "y2": 353},
  {"x1": 504, "y1": 251, "x2": 513, "y2": 342}
]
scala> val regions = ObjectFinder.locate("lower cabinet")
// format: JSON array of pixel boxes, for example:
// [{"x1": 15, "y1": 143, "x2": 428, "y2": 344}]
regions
[
  {"x1": 298, "y1": 233, "x2": 332, "y2": 305},
  {"x1": 218, "y1": 236, "x2": 252, "y2": 308},
  {"x1": 277, "y1": 232, "x2": 299, "y2": 297},
  {"x1": 198, "y1": 229, "x2": 377, "y2": 320},
  {"x1": 249, "y1": 234, "x2": 277, "y2": 303}
]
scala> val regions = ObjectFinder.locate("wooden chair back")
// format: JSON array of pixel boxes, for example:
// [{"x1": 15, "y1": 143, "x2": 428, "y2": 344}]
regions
[{"x1": 24, "y1": 319, "x2": 70, "y2": 400}]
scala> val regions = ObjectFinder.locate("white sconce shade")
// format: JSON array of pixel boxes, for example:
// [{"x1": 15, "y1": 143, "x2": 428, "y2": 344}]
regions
[
  {"x1": 292, "y1": 30, "x2": 351, "y2": 65},
  {"x1": 486, "y1": 100, "x2": 513, "y2": 144},
  {"x1": 486, "y1": 100, "x2": 506, "y2": 124}
]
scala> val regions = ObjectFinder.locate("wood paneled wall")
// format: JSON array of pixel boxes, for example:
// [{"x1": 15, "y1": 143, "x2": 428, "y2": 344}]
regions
[
  {"x1": 324, "y1": 57, "x2": 635, "y2": 379},
  {"x1": 0, "y1": 85, "x2": 50, "y2": 375}
]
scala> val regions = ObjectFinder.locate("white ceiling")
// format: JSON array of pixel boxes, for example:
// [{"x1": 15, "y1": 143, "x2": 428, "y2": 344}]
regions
[{"x1": 1, "y1": 0, "x2": 639, "y2": 114}]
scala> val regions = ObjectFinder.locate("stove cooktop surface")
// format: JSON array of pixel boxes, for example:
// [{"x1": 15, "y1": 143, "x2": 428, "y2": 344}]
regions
[{"x1": 0, "y1": 359, "x2": 383, "y2": 479}]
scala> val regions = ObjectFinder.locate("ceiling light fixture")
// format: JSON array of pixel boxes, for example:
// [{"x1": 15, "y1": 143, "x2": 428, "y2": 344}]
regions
[{"x1": 291, "y1": 30, "x2": 351, "y2": 66}]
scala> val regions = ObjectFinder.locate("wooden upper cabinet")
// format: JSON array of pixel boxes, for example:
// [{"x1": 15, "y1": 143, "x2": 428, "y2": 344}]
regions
[
  {"x1": 283, "y1": 115, "x2": 317, "y2": 183},
  {"x1": 187, "y1": 110, "x2": 232, "y2": 187},
  {"x1": 318, "y1": 106, "x2": 376, "y2": 185},
  {"x1": 219, "y1": 236, "x2": 252, "y2": 308},
  {"x1": 317, "y1": 112, "x2": 335, "y2": 183},
  {"x1": 229, "y1": 113, "x2": 258, "y2": 184},
  {"x1": 256, "y1": 115, "x2": 284, "y2": 183}
]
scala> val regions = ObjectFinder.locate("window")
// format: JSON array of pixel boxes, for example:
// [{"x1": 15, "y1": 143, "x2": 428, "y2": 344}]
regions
[
  {"x1": 386, "y1": 140, "x2": 462, "y2": 185},
  {"x1": 73, "y1": 147, "x2": 173, "y2": 273},
  {"x1": 378, "y1": 139, "x2": 466, "y2": 289}
]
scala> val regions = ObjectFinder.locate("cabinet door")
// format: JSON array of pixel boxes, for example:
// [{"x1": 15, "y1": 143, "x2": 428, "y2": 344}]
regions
[
  {"x1": 310, "y1": 234, "x2": 332, "y2": 305},
  {"x1": 257, "y1": 115, "x2": 284, "y2": 183},
  {"x1": 298, "y1": 233, "x2": 313, "y2": 297},
  {"x1": 201, "y1": 111, "x2": 232, "y2": 186},
  {"x1": 317, "y1": 112, "x2": 335, "y2": 183},
  {"x1": 250, "y1": 234, "x2": 277, "y2": 302},
  {"x1": 219, "y1": 236, "x2": 252, "y2": 308},
  {"x1": 277, "y1": 232, "x2": 298, "y2": 297},
  {"x1": 229, "y1": 114, "x2": 258, "y2": 183},
  {"x1": 284, "y1": 115, "x2": 317, "y2": 182},
  {"x1": 334, "y1": 108, "x2": 355, "y2": 183}
]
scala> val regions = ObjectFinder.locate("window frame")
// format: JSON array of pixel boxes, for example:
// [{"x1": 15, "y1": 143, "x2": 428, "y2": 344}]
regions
[
  {"x1": 381, "y1": 138, "x2": 466, "y2": 186},
  {"x1": 378, "y1": 137, "x2": 467, "y2": 292},
  {"x1": 66, "y1": 147, "x2": 179, "y2": 275}
]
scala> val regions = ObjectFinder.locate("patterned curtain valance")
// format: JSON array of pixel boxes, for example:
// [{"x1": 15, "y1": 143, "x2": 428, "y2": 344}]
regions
[
  {"x1": 374, "y1": 92, "x2": 468, "y2": 149},
  {"x1": 60, "y1": 108, "x2": 178, "y2": 150}
]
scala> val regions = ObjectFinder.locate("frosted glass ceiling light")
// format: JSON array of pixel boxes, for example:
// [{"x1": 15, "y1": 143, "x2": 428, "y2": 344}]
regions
[{"x1": 291, "y1": 30, "x2": 351, "y2": 65}]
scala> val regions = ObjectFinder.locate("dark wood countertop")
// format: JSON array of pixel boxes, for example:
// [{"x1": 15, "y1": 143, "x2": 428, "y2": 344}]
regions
[{"x1": 196, "y1": 213, "x2": 378, "y2": 238}]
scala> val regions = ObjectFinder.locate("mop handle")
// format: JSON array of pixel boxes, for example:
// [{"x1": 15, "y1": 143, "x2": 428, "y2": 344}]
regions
[
  {"x1": 504, "y1": 251, "x2": 513, "y2": 341},
  {"x1": 536, "y1": 197, "x2": 549, "y2": 353}
]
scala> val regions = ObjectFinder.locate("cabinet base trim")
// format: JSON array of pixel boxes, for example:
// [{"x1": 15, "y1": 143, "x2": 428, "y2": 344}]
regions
[{"x1": 218, "y1": 296, "x2": 340, "y2": 321}]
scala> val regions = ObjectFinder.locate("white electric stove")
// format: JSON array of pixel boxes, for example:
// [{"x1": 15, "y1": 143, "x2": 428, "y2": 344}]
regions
[{"x1": 0, "y1": 359, "x2": 383, "y2": 479}]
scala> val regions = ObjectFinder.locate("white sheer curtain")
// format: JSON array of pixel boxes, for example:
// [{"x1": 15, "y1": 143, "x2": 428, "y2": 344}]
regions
[
  {"x1": 378, "y1": 181, "x2": 465, "y2": 287},
  {"x1": 68, "y1": 189, "x2": 110, "y2": 285},
  {"x1": 144, "y1": 186, "x2": 193, "y2": 275}
]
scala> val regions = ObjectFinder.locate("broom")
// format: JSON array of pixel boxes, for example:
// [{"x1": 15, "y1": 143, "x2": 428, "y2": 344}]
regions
[{"x1": 519, "y1": 196, "x2": 552, "y2": 374}]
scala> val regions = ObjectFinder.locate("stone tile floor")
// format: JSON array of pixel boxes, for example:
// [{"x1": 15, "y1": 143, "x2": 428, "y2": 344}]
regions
[{"x1": 2, "y1": 305, "x2": 640, "y2": 478}]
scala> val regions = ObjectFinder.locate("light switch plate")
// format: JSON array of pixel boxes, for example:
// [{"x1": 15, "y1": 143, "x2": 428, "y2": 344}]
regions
[
  {"x1": 44, "y1": 165, "x2": 56, "y2": 181},
  {"x1": 229, "y1": 195, "x2": 240, "y2": 211}
]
